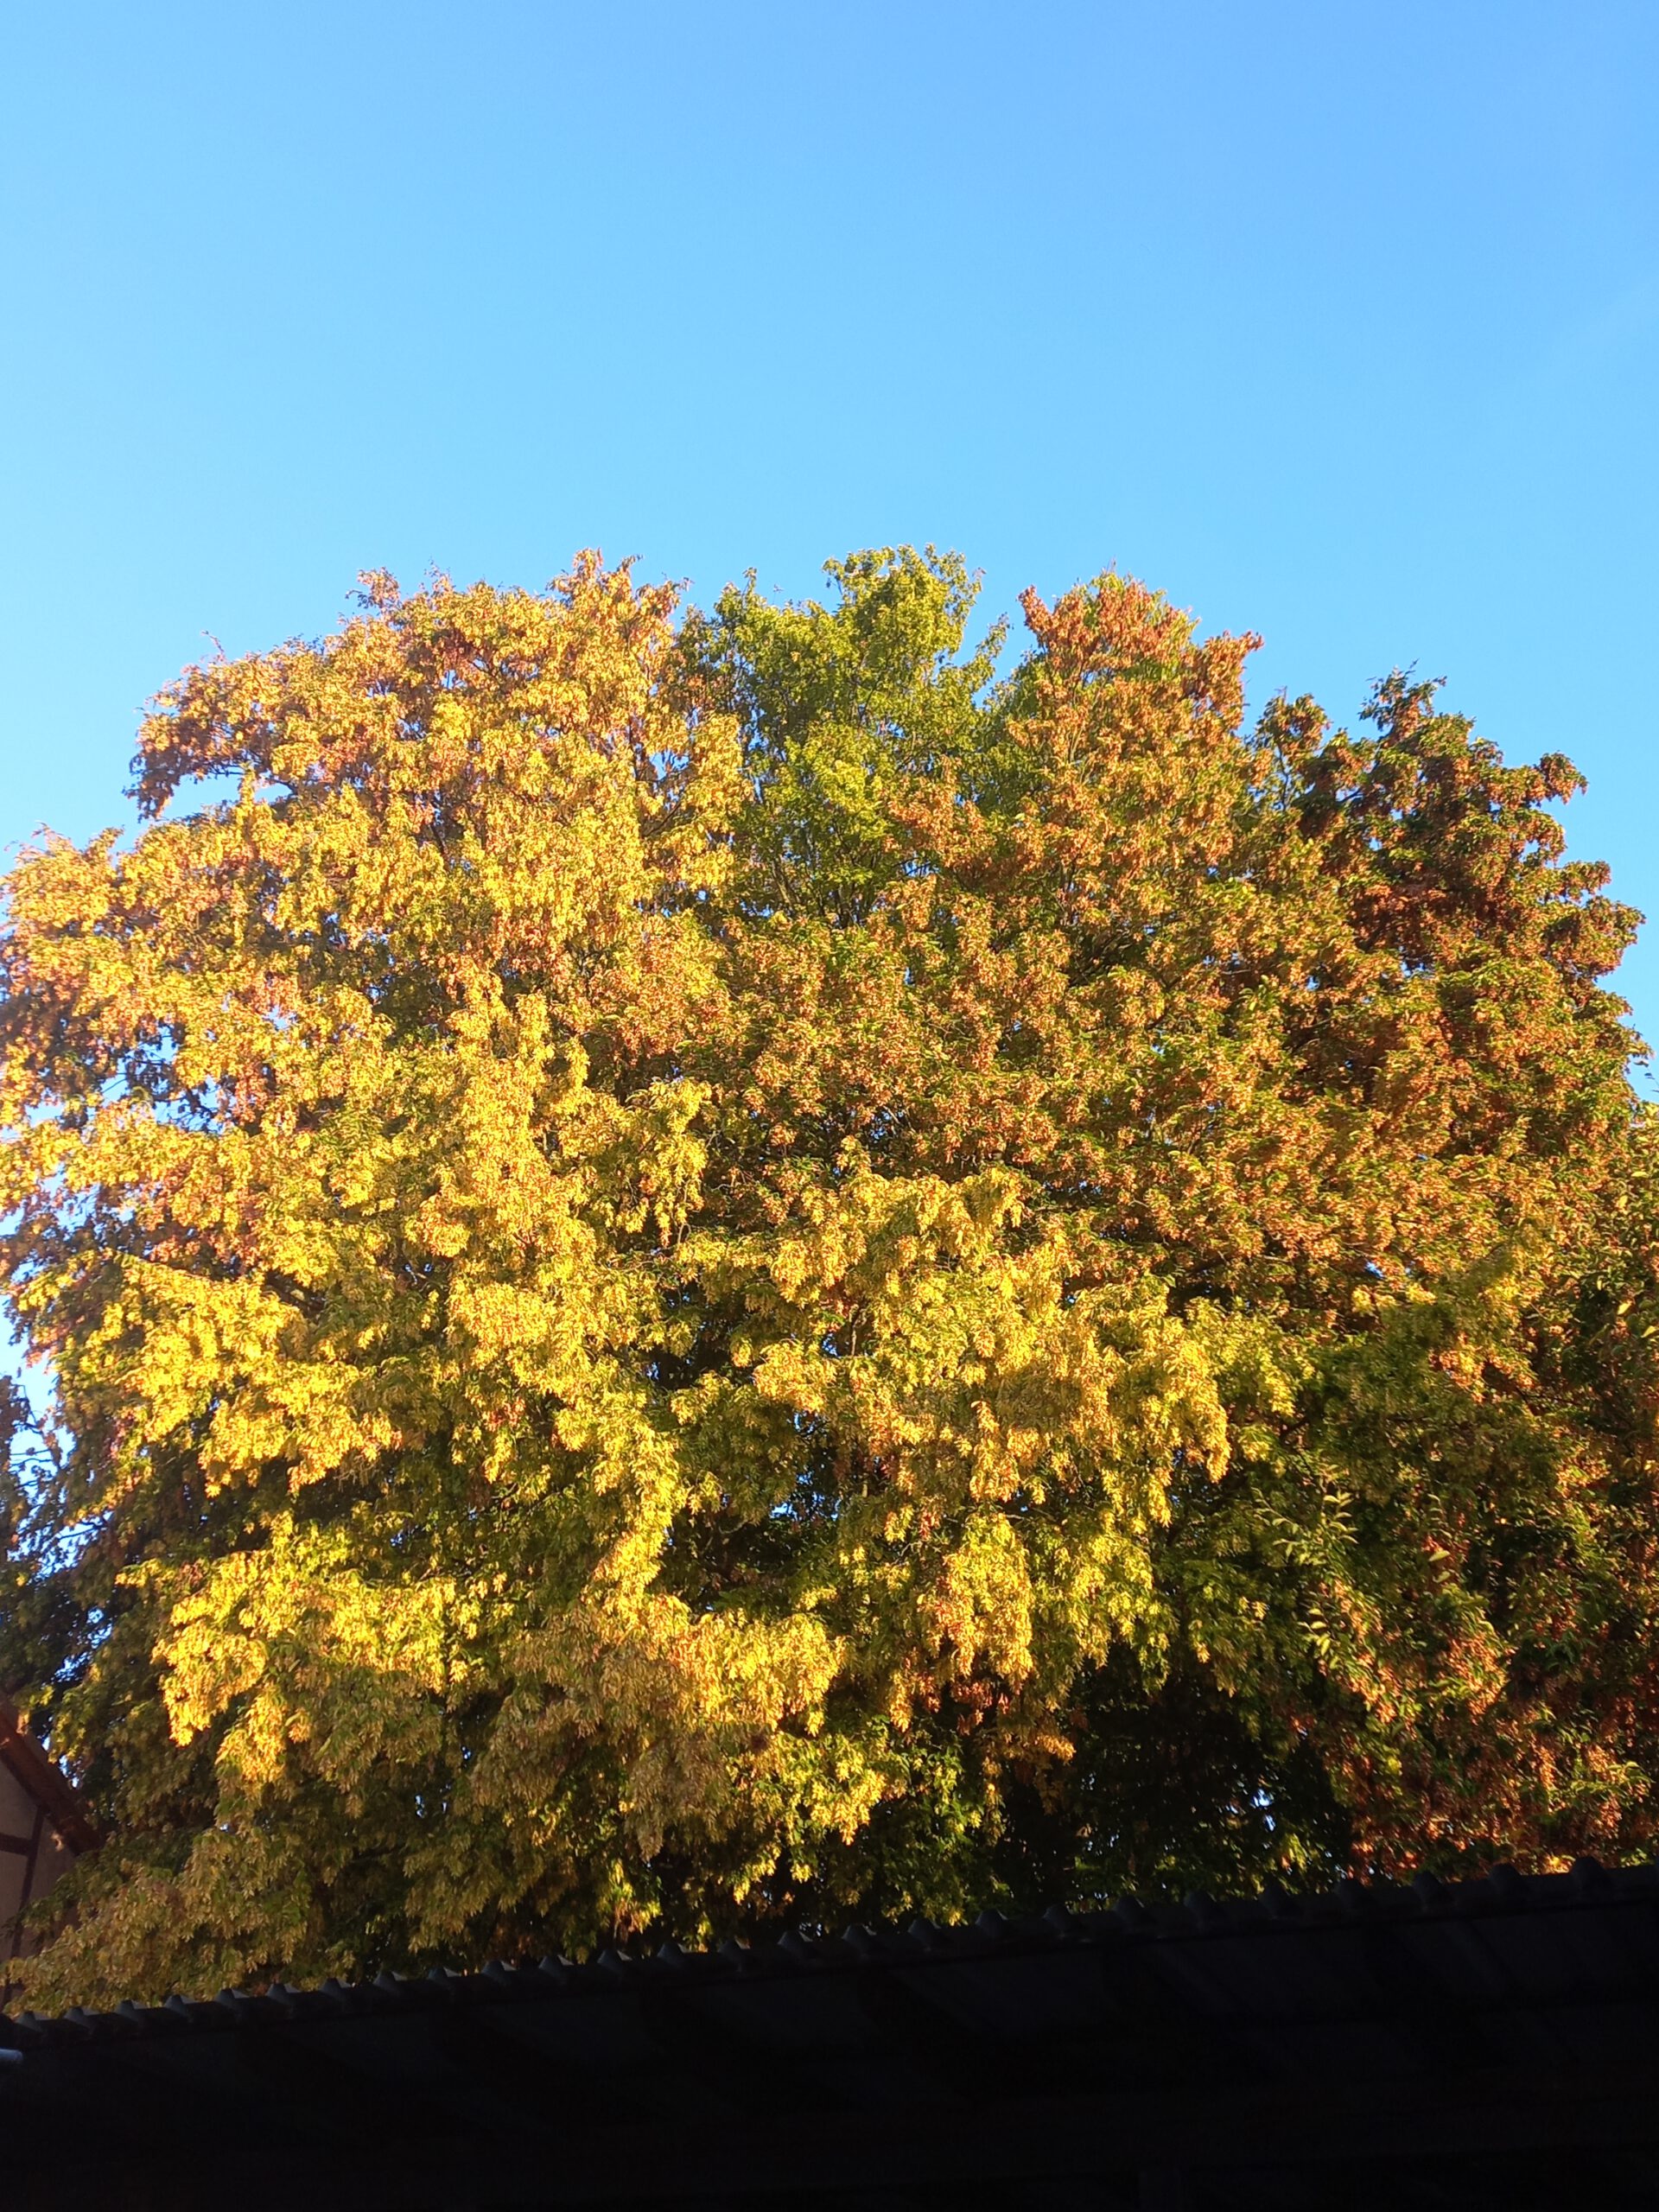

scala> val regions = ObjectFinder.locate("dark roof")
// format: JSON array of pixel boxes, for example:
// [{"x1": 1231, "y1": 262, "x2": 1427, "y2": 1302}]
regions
[{"x1": 8, "y1": 1859, "x2": 1659, "y2": 2209}]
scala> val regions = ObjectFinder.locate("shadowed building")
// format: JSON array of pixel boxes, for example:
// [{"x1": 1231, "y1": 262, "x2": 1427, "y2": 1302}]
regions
[{"x1": 0, "y1": 1699, "x2": 95, "y2": 1999}]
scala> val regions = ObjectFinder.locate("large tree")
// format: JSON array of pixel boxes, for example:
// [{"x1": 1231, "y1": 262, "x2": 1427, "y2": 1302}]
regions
[{"x1": 3, "y1": 550, "x2": 1656, "y2": 2005}]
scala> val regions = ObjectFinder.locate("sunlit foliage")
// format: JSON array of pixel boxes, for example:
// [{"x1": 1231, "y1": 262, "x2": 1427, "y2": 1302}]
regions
[{"x1": 3, "y1": 549, "x2": 1656, "y2": 2005}]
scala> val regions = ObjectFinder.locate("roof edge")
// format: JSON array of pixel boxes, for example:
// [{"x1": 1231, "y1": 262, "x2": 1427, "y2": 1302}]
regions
[{"x1": 0, "y1": 1698, "x2": 99, "y2": 1856}]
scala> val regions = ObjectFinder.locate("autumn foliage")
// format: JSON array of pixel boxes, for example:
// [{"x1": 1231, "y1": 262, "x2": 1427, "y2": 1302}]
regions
[{"x1": 3, "y1": 550, "x2": 1657, "y2": 2005}]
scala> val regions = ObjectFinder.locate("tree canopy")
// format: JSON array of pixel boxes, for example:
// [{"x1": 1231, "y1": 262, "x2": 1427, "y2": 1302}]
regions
[{"x1": 3, "y1": 549, "x2": 1656, "y2": 2006}]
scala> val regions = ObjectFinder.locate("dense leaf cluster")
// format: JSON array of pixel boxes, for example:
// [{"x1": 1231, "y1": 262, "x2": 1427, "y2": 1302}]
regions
[{"x1": 3, "y1": 550, "x2": 1656, "y2": 2005}]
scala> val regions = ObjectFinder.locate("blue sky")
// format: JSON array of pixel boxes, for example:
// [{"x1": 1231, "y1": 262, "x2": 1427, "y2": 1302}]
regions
[{"x1": 3, "y1": 0, "x2": 1656, "y2": 1053}]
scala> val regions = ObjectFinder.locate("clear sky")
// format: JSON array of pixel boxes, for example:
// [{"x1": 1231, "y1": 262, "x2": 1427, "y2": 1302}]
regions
[{"x1": 3, "y1": 1, "x2": 1656, "y2": 1055}]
